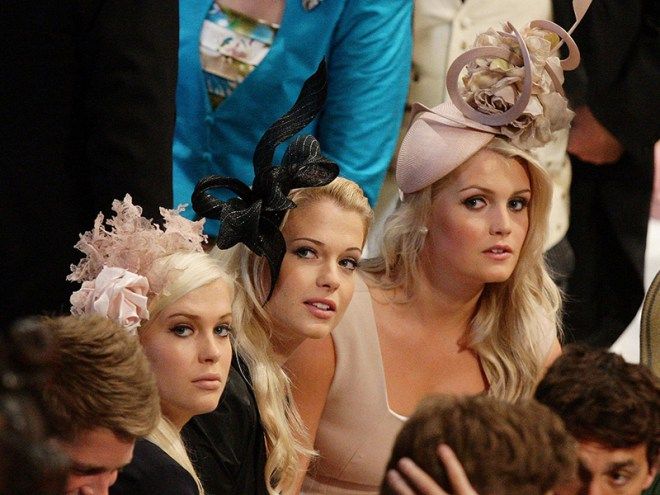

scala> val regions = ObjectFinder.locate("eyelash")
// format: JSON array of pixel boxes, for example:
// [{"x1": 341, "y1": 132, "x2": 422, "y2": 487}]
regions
[
  {"x1": 170, "y1": 324, "x2": 233, "y2": 338},
  {"x1": 462, "y1": 196, "x2": 529, "y2": 211},
  {"x1": 295, "y1": 246, "x2": 316, "y2": 259},
  {"x1": 294, "y1": 247, "x2": 359, "y2": 271}
]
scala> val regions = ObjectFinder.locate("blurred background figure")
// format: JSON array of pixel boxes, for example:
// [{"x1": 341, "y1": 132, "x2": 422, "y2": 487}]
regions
[
  {"x1": 553, "y1": 0, "x2": 660, "y2": 347},
  {"x1": 381, "y1": 395, "x2": 578, "y2": 495},
  {"x1": 1, "y1": 0, "x2": 179, "y2": 326},
  {"x1": 173, "y1": 0, "x2": 412, "y2": 234},
  {"x1": 0, "y1": 318, "x2": 69, "y2": 495},
  {"x1": 42, "y1": 315, "x2": 160, "y2": 495}
]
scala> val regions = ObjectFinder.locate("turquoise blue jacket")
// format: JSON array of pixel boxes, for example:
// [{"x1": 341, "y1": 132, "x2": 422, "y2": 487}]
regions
[{"x1": 174, "y1": 0, "x2": 412, "y2": 230}]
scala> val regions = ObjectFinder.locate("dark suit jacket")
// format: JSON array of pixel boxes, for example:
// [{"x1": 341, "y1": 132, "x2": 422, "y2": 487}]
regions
[
  {"x1": 552, "y1": 0, "x2": 659, "y2": 345},
  {"x1": 0, "y1": 0, "x2": 178, "y2": 326}
]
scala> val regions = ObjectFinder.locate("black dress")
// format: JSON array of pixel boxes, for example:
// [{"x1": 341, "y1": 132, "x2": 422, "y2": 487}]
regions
[
  {"x1": 182, "y1": 355, "x2": 268, "y2": 495},
  {"x1": 110, "y1": 438, "x2": 198, "y2": 494}
]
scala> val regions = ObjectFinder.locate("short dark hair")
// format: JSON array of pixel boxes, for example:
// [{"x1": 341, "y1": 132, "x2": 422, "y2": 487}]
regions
[
  {"x1": 380, "y1": 395, "x2": 577, "y2": 495},
  {"x1": 535, "y1": 344, "x2": 660, "y2": 465},
  {"x1": 41, "y1": 315, "x2": 160, "y2": 442}
]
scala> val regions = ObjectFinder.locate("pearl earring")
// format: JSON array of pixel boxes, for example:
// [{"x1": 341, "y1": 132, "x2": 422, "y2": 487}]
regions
[{"x1": 419, "y1": 226, "x2": 429, "y2": 235}]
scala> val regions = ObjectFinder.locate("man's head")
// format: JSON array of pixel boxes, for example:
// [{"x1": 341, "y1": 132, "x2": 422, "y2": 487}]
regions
[
  {"x1": 41, "y1": 315, "x2": 160, "y2": 494},
  {"x1": 535, "y1": 344, "x2": 660, "y2": 495},
  {"x1": 381, "y1": 394, "x2": 578, "y2": 495}
]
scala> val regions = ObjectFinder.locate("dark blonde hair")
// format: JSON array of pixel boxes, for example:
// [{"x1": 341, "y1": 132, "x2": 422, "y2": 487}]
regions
[
  {"x1": 363, "y1": 138, "x2": 561, "y2": 399},
  {"x1": 41, "y1": 315, "x2": 160, "y2": 442},
  {"x1": 381, "y1": 395, "x2": 577, "y2": 495}
]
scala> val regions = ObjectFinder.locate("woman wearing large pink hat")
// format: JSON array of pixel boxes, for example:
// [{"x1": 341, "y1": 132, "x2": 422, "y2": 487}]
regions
[{"x1": 285, "y1": 3, "x2": 591, "y2": 493}]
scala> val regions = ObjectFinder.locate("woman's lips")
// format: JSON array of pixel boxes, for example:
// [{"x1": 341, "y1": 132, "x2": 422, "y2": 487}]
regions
[
  {"x1": 304, "y1": 299, "x2": 336, "y2": 320},
  {"x1": 483, "y1": 245, "x2": 512, "y2": 261},
  {"x1": 192, "y1": 374, "x2": 222, "y2": 390}
]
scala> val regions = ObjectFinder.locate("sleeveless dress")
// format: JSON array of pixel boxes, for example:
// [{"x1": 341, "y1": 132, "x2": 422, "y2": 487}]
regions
[
  {"x1": 303, "y1": 275, "x2": 554, "y2": 494},
  {"x1": 302, "y1": 277, "x2": 405, "y2": 494}
]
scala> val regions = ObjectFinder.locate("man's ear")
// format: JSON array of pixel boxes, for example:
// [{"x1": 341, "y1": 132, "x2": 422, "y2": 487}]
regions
[{"x1": 642, "y1": 459, "x2": 658, "y2": 490}]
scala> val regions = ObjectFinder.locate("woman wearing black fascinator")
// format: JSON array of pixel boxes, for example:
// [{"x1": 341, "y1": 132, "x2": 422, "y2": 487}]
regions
[
  {"x1": 286, "y1": 3, "x2": 592, "y2": 493},
  {"x1": 182, "y1": 62, "x2": 374, "y2": 495}
]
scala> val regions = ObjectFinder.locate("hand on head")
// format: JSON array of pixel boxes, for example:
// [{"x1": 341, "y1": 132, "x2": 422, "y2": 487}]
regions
[{"x1": 386, "y1": 445, "x2": 479, "y2": 495}]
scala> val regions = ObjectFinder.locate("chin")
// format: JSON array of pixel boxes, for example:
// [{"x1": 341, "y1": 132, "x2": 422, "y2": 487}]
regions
[
  {"x1": 193, "y1": 394, "x2": 222, "y2": 415},
  {"x1": 482, "y1": 269, "x2": 515, "y2": 284},
  {"x1": 300, "y1": 323, "x2": 333, "y2": 341}
]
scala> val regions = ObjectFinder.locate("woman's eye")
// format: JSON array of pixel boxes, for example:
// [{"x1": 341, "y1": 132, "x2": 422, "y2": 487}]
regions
[
  {"x1": 339, "y1": 258, "x2": 359, "y2": 271},
  {"x1": 171, "y1": 325, "x2": 193, "y2": 337},
  {"x1": 294, "y1": 247, "x2": 317, "y2": 259},
  {"x1": 462, "y1": 197, "x2": 486, "y2": 209},
  {"x1": 214, "y1": 324, "x2": 233, "y2": 338},
  {"x1": 509, "y1": 197, "x2": 529, "y2": 211}
]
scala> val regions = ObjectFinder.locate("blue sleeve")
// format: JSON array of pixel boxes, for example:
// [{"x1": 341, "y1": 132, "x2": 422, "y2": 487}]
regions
[{"x1": 318, "y1": 0, "x2": 412, "y2": 206}]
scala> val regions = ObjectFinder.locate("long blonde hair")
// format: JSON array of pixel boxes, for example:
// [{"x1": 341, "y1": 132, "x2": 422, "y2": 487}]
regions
[
  {"x1": 362, "y1": 139, "x2": 561, "y2": 400},
  {"x1": 140, "y1": 251, "x2": 235, "y2": 494},
  {"x1": 220, "y1": 177, "x2": 372, "y2": 493}
]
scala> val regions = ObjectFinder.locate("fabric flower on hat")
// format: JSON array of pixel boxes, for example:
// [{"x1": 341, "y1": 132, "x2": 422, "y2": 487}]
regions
[
  {"x1": 460, "y1": 23, "x2": 574, "y2": 150},
  {"x1": 70, "y1": 266, "x2": 150, "y2": 334},
  {"x1": 68, "y1": 194, "x2": 207, "y2": 331}
]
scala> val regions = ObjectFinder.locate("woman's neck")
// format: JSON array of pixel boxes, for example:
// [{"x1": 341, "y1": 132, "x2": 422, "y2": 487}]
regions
[
  {"x1": 370, "y1": 259, "x2": 484, "y2": 340},
  {"x1": 270, "y1": 331, "x2": 304, "y2": 365},
  {"x1": 161, "y1": 406, "x2": 190, "y2": 432}
]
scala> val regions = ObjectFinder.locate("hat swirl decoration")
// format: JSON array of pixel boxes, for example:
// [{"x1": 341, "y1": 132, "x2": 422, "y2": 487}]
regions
[
  {"x1": 67, "y1": 195, "x2": 207, "y2": 333},
  {"x1": 192, "y1": 60, "x2": 339, "y2": 301},
  {"x1": 396, "y1": 0, "x2": 592, "y2": 194}
]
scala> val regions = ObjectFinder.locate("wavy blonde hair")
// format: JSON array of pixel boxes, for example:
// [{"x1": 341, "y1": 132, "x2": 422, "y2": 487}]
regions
[
  {"x1": 362, "y1": 138, "x2": 561, "y2": 400},
  {"x1": 140, "y1": 251, "x2": 235, "y2": 494},
  {"x1": 220, "y1": 177, "x2": 372, "y2": 493}
]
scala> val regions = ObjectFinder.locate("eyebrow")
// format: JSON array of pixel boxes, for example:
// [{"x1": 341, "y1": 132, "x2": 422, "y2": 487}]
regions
[
  {"x1": 458, "y1": 186, "x2": 531, "y2": 195},
  {"x1": 167, "y1": 311, "x2": 233, "y2": 321},
  {"x1": 607, "y1": 460, "x2": 638, "y2": 471},
  {"x1": 292, "y1": 237, "x2": 363, "y2": 254}
]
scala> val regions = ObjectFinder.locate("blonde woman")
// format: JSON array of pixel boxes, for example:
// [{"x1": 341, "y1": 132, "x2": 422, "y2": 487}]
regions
[
  {"x1": 286, "y1": 10, "x2": 590, "y2": 494},
  {"x1": 182, "y1": 64, "x2": 373, "y2": 495},
  {"x1": 68, "y1": 196, "x2": 236, "y2": 494}
]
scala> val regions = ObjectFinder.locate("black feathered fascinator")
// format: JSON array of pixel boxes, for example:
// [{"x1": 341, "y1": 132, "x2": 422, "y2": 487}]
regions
[{"x1": 192, "y1": 61, "x2": 339, "y2": 301}]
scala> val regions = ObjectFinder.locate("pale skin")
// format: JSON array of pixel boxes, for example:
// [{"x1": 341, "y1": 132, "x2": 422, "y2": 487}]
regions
[
  {"x1": 264, "y1": 198, "x2": 366, "y2": 362},
  {"x1": 285, "y1": 150, "x2": 561, "y2": 492},
  {"x1": 139, "y1": 279, "x2": 234, "y2": 430}
]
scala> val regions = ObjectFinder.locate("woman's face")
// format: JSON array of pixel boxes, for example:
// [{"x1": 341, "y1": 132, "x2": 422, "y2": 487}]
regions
[
  {"x1": 266, "y1": 198, "x2": 365, "y2": 357},
  {"x1": 139, "y1": 279, "x2": 233, "y2": 429},
  {"x1": 422, "y1": 148, "x2": 531, "y2": 289}
]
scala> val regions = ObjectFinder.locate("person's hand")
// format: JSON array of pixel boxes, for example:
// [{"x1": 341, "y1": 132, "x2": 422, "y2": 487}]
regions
[
  {"x1": 385, "y1": 444, "x2": 479, "y2": 495},
  {"x1": 567, "y1": 105, "x2": 624, "y2": 165}
]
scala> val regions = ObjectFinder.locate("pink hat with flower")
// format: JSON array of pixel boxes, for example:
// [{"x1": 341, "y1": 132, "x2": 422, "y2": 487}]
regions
[
  {"x1": 67, "y1": 194, "x2": 207, "y2": 333},
  {"x1": 396, "y1": 0, "x2": 591, "y2": 194}
]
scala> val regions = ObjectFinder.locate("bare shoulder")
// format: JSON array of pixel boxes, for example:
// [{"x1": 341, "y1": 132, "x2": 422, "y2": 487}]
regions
[
  {"x1": 285, "y1": 334, "x2": 336, "y2": 389},
  {"x1": 284, "y1": 335, "x2": 336, "y2": 444},
  {"x1": 284, "y1": 336, "x2": 337, "y2": 492}
]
